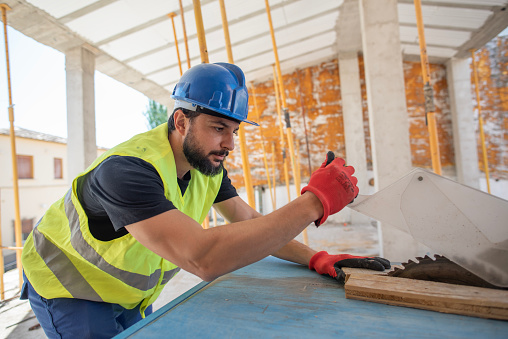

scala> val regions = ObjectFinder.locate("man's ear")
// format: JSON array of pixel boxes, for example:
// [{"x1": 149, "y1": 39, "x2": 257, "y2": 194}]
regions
[{"x1": 173, "y1": 109, "x2": 188, "y2": 136}]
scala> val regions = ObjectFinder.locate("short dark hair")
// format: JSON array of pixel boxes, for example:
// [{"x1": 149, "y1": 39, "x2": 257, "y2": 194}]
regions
[{"x1": 167, "y1": 108, "x2": 201, "y2": 132}]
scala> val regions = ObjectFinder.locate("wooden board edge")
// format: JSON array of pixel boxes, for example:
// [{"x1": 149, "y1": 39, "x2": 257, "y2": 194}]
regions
[
  {"x1": 344, "y1": 274, "x2": 508, "y2": 321},
  {"x1": 345, "y1": 288, "x2": 508, "y2": 321},
  {"x1": 346, "y1": 274, "x2": 508, "y2": 307}
]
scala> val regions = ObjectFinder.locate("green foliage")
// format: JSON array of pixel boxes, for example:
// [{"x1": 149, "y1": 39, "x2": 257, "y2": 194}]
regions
[{"x1": 143, "y1": 99, "x2": 168, "y2": 129}]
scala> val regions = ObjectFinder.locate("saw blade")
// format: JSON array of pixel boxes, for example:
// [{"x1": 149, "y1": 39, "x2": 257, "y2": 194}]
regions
[{"x1": 387, "y1": 255, "x2": 506, "y2": 290}]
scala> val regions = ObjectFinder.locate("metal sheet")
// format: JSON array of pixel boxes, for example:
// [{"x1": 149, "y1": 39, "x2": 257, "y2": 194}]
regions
[{"x1": 349, "y1": 168, "x2": 508, "y2": 287}]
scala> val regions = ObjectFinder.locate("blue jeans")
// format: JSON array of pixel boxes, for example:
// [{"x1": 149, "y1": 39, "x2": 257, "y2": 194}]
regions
[{"x1": 21, "y1": 272, "x2": 152, "y2": 339}]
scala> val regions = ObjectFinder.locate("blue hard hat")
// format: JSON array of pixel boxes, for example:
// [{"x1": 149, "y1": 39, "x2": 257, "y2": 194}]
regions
[{"x1": 171, "y1": 63, "x2": 259, "y2": 126}]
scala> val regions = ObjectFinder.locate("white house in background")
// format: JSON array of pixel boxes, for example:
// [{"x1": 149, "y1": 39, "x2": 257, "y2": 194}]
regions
[{"x1": 0, "y1": 127, "x2": 107, "y2": 270}]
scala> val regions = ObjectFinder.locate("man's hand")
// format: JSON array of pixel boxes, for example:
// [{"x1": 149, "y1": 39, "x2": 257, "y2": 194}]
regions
[
  {"x1": 309, "y1": 251, "x2": 391, "y2": 282},
  {"x1": 301, "y1": 152, "x2": 359, "y2": 226}
]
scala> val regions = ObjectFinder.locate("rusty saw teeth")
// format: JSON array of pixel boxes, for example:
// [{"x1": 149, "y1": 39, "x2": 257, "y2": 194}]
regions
[{"x1": 388, "y1": 254, "x2": 506, "y2": 290}]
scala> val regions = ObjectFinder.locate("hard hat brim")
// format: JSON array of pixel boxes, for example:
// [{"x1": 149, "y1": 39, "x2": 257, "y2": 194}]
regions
[{"x1": 174, "y1": 99, "x2": 259, "y2": 126}]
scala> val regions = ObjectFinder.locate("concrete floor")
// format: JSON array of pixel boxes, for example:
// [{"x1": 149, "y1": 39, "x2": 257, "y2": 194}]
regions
[{"x1": 0, "y1": 221, "x2": 379, "y2": 338}]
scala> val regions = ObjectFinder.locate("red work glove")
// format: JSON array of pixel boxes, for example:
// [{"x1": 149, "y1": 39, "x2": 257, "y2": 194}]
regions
[
  {"x1": 309, "y1": 251, "x2": 391, "y2": 282},
  {"x1": 301, "y1": 151, "x2": 359, "y2": 226}
]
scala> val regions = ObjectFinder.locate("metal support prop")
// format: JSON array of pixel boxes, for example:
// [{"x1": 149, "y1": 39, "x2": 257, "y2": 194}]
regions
[
  {"x1": 295, "y1": 139, "x2": 302, "y2": 190},
  {"x1": 283, "y1": 90, "x2": 300, "y2": 194},
  {"x1": 414, "y1": 0, "x2": 442, "y2": 175},
  {"x1": 471, "y1": 50, "x2": 491, "y2": 194},
  {"x1": 219, "y1": 0, "x2": 233, "y2": 64},
  {"x1": 192, "y1": 0, "x2": 219, "y2": 219},
  {"x1": 238, "y1": 126, "x2": 255, "y2": 207},
  {"x1": 167, "y1": 12, "x2": 183, "y2": 76},
  {"x1": 212, "y1": 208, "x2": 218, "y2": 226},
  {"x1": 250, "y1": 84, "x2": 275, "y2": 210},
  {"x1": 192, "y1": 0, "x2": 209, "y2": 63},
  {"x1": 296, "y1": 139, "x2": 308, "y2": 244},
  {"x1": 178, "y1": 0, "x2": 191, "y2": 69},
  {"x1": 299, "y1": 69, "x2": 313, "y2": 175},
  {"x1": 273, "y1": 66, "x2": 291, "y2": 202},
  {"x1": 265, "y1": 1, "x2": 307, "y2": 243},
  {"x1": 271, "y1": 142, "x2": 277, "y2": 210},
  {"x1": 0, "y1": 189, "x2": 4, "y2": 300},
  {"x1": 1, "y1": 3, "x2": 23, "y2": 288},
  {"x1": 218, "y1": 0, "x2": 255, "y2": 208},
  {"x1": 264, "y1": 0, "x2": 301, "y2": 195},
  {"x1": 202, "y1": 213, "x2": 210, "y2": 229}
]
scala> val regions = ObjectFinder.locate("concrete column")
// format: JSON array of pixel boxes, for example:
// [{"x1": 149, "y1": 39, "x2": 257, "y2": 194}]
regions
[
  {"x1": 446, "y1": 57, "x2": 480, "y2": 189},
  {"x1": 65, "y1": 45, "x2": 97, "y2": 183},
  {"x1": 359, "y1": 0, "x2": 424, "y2": 261},
  {"x1": 338, "y1": 52, "x2": 370, "y2": 225}
]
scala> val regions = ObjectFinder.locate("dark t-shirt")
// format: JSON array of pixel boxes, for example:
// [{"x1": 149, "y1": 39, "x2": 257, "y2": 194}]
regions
[{"x1": 77, "y1": 155, "x2": 238, "y2": 241}]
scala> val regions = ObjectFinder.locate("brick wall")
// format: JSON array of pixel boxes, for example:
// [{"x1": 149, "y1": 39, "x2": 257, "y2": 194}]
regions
[{"x1": 226, "y1": 37, "x2": 507, "y2": 188}]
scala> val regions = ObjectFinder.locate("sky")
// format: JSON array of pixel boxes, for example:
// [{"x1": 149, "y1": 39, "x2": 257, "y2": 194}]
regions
[{"x1": 0, "y1": 26, "x2": 151, "y2": 148}]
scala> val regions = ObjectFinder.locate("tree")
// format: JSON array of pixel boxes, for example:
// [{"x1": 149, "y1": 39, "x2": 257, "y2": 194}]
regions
[{"x1": 143, "y1": 99, "x2": 168, "y2": 129}]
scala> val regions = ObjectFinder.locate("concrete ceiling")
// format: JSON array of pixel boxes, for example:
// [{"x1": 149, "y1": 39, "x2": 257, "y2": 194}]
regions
[{"x1": 2, "y1": 0, "x2": 507, "y2": 107}]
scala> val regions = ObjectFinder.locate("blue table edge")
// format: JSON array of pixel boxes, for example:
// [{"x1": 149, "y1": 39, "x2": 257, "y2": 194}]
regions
[{"x1": 115, "y1": 280, "x2": 211, "y2": 338}]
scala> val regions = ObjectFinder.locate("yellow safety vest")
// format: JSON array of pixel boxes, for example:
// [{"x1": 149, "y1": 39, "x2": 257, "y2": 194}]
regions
[{"x1": 22, "y1": 123, "x2": 222, "y2": 316}]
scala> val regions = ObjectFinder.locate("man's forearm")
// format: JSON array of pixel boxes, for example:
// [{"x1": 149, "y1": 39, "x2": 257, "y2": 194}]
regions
[
  {"x1": 128, "y1": 192, "x2": 323, "y2": 281},
  {"x1": 198, "y1": 194, "x2": 321, "y2": 279},
  {"x1": 215, "y1": 197, "x2": 318, "y2": 267},
  {"x1": 272, "y1": 239, "x2": 317, "y2": 266}
]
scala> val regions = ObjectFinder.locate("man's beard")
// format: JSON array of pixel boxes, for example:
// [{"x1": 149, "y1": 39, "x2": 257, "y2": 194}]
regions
[{"x1": 183, "y1": 131, "x2": 228, "y2": 177}]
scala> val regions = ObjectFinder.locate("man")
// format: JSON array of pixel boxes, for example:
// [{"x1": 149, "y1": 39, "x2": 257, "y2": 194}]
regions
[{"x1": 21, "y1": 62, "x2": 389, "y2": 338}]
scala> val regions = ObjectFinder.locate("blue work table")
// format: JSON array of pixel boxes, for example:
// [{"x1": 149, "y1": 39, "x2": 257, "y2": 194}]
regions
[{"x1": 117, "y1": 257, "x2": 508, "y2": 338}]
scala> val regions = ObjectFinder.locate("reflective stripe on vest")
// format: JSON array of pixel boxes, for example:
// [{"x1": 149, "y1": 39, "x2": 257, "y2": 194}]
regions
[
  {"x1": 32, "y1": 190, "x2": 180, "y2": 296},
  {"x1": 22, "y1": 124, "x2": 219, "y2": 310},
  {"x1": 33, "y1": 224, "x2": 103, "y2": 302}
]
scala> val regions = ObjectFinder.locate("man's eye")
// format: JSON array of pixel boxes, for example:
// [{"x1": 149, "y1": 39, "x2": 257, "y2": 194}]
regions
[
  {"x1": 215, "y1": 127, "x2": 223, "y2": 132},
  {"x1": 233, "y1": 130, "x2": 239, "y2": 136}
]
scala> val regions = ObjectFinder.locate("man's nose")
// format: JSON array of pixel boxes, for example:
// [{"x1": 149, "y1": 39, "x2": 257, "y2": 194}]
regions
[{"x1": 222, "y1": 131, "x2": 235, "y2": 151}]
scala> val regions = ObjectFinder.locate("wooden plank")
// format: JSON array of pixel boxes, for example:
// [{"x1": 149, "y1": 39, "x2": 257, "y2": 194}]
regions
[
  {"x1": 342, "y1": 265, "x2": 403, "y2": 281},
  {"x1": 344, "y1": 273, "x2": 508, "y2": 321}
]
